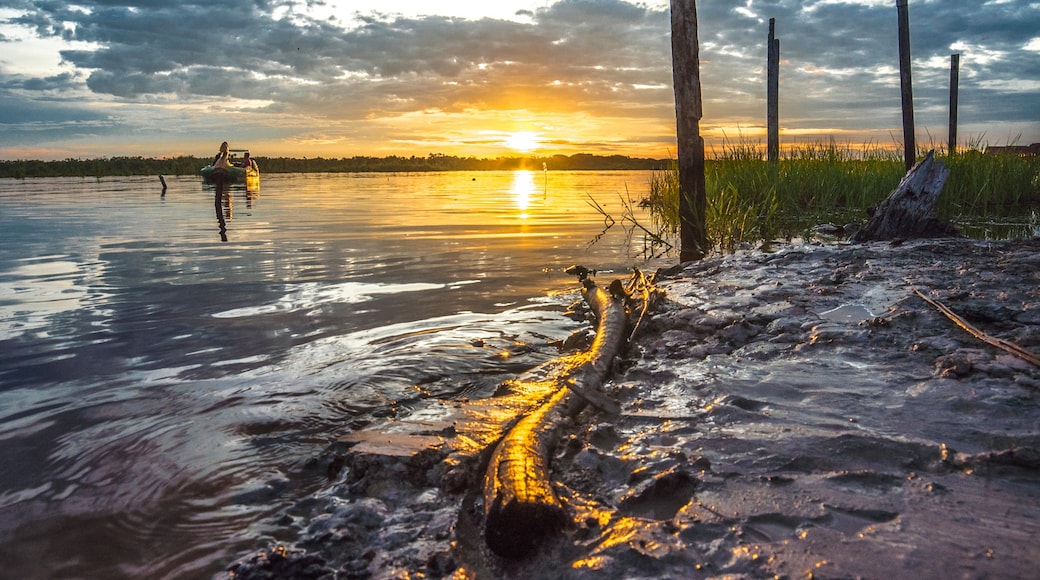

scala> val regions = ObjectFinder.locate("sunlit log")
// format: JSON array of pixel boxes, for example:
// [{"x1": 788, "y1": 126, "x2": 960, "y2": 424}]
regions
[{"x1": 482, "y1": 276, "x2": 630, "y2": 558}]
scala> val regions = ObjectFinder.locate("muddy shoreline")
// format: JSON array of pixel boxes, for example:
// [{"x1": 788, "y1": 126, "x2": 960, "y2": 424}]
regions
[{"x1": 225, "y1": 237, "x2": 1040, "y2": 579}]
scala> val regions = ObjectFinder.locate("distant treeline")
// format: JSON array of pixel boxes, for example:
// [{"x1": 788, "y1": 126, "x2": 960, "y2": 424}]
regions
[{"x1": 0, "y1": 153, "x2": 670, "y2": 178}]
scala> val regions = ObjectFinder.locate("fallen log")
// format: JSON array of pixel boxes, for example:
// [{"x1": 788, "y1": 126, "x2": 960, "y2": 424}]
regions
[
  {"x1": 482, "y1": 274, "x2": 632, "y2": 558},
  {"x1": 852, "y1": 150, "x2": 957, "y2": 242}
]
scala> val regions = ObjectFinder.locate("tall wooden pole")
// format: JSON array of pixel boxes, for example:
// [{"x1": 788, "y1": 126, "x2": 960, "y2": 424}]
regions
[
  {"x1": 671, "y1": 0, "x2": 708, "y2": 261},
  {"x1": 767, "y1": 18, "x2": 780, "y2": 164},
  {"x1": 949, "y1": 53, "x2": 960, "y2": 156},
  {"x1": 896, "y1": 0, "x2": 915, "y2": 171}
]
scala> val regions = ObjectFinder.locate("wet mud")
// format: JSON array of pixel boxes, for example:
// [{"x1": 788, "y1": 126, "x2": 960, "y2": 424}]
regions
[{"x1": 225, "y1": 237, "x2": 1040, "y2": 579}]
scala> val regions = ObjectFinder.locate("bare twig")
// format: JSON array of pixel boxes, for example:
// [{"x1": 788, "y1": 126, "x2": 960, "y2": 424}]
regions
[
  {"x1": 913, "y1": 287, "x2": 1040, "y2": 368},
  {"x1": 583, "y1": 190, "x2": 674, "y2": 259},
  {"x1": 584, "y1": 193, "x2": 616, "y2": 229},
  {"x1": 584, "y1": 193, "x2": 617, "y2": 248},
  {"x1": 618, "y1": 190, "x2": 674, "y2": 256}
]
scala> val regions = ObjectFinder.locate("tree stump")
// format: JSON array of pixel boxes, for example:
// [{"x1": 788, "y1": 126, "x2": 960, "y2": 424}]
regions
[{"x1": 852, "y1": 150, "x2": 958, "y2": 242}]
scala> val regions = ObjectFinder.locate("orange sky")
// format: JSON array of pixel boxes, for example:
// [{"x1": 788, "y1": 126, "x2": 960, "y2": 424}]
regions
[{"x1": 1, "y1": 1, "x2": 1037, "y2": 160}]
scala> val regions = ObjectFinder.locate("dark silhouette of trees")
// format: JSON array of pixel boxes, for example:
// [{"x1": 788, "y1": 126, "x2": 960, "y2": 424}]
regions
[{"x1": 0, "y1": 153, "x2": 671, "y2": 178}]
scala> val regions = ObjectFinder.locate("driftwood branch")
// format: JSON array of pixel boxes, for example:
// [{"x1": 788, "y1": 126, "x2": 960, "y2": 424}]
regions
[
  {"x1": 853, "y1": 150, "x2": 957, "y2": 242},
  {"x1": 482, "y1": 273, "x2": 634, "y2": 558},
  {"x1": 626, "y1": 268, "x2": 659, "y2": 343},
  {"x1": 913, "y1": 287, "x2": 1040, "y2": 368}
]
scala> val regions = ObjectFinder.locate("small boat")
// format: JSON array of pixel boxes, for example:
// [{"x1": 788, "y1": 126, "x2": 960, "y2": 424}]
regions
[{"x1": 201, "y1": 148, "x2": 260, "y2": 191}]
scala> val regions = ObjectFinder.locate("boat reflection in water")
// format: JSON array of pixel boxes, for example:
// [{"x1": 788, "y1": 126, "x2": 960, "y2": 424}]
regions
[
  {"x1": 215, "y1": 189, "x2": 230, "y2": 242},
  {"x1": 206, "y1": 168, "x2": 259, "y2": 242}
]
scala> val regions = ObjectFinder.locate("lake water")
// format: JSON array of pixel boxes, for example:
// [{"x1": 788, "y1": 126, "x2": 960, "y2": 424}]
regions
[{"x1": 0, "y1": 171, "x2": 670, "y2": 578}]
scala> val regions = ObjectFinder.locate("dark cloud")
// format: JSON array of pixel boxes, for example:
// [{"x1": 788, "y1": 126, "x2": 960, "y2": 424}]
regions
[
  {"x1": 693, "y1": 1, "x2": 1040, "y2": 137},
  {"x1": 9, "y1": 0, "x2": 670, "y2": 110},
  {"x1": 0, "y1": 90, "x2": 117, "y2": 146},
  {"x1": 0, "y1": 66, "x2": 114, "y2": 147},
  {"x1": 1, "y1": 0, "x2": 1037, "y2": 157},
  {"x1": 9, "y1": 71, "x2": 80, "y2": 91}
]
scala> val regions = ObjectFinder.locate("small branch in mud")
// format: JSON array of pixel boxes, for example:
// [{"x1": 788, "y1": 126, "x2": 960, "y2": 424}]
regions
[{"x1": 913, "y1": 287, "x2": 1040, "y2": 369}]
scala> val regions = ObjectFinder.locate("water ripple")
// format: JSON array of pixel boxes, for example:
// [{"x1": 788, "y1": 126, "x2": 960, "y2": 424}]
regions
[{"x1": 0, "y1": 171, "x2": 658, "y2": 578}]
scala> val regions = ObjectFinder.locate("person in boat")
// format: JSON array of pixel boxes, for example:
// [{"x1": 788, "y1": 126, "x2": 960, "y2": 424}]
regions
[
  {"x1": 213, "y1": 141, "x2": 232, "y2": 169},
  {"x1": 239, "y1": 152, "x2": 253, "y2": 169},
  {"x1": 213, "y1": 141, "x2": 229, "y2": 163}
]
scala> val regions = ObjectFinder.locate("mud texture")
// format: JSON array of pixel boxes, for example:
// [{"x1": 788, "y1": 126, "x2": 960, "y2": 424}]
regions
[{"x1": 224, "y1": 237, "x2": 1040, "y2": 579}]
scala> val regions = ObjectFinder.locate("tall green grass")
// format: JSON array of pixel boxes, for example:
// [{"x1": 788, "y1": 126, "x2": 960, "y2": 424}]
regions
[{"x1": 644, "y1": 138, "x2": 1040, "y2": 252}]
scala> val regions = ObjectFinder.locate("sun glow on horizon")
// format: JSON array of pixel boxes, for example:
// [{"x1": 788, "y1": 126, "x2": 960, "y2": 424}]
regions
[{"x1": 504, "y1": 131, "x2": 541, "y2": 153}]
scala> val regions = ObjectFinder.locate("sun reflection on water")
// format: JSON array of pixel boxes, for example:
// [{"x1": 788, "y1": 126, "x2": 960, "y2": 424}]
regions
[{"x1": 510, "y1": 170, "x2": 536, "y2": 219}]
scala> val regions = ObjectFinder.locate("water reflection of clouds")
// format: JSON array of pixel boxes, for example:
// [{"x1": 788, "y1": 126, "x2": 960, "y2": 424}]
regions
[
  {"x1": 212, "y1": 280, "x2": 479, "y2": 318},
  {"x1": 0, "y1": 256, "x2": 111, "y2": 340}
]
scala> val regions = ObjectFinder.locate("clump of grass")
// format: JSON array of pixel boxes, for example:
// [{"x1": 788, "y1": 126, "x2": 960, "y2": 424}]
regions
[
  {"x1": 645, "y1": 136, "x2": 1040, "y2": 253},
  {"x1": 940, "y1": 150, "x2": 1040, "y2": 216},
  {"x1": 644, "y1": 160, "x2": 680, "y2": 228},
  {"x1": 706, "y1": 182, "x2": 780, "y2": 251}
]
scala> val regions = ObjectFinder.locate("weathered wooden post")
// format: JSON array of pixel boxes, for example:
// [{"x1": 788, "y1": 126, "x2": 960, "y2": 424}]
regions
[
  {"x1": 896, "y1": 0, "x2": 915, "y2": 171},
  {"x1": 949, "y1": 53, "x2": 960, "y2": 155},
  {"x1": 767, "y1": 18, "x2": 780, "y2": 164},
  {"x1": 671, "y1": 0, "x2": 708, "y2": 261}
]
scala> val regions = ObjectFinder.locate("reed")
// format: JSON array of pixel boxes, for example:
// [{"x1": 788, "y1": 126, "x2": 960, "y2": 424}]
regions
[{"x1": 645, "y1": 137, "x2": 1040, "y2": 252}]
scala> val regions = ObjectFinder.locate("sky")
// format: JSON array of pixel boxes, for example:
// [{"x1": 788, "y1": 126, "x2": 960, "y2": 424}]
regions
[{"x1": 0, "y1": 0, "x2": 1038, "y2": 160}]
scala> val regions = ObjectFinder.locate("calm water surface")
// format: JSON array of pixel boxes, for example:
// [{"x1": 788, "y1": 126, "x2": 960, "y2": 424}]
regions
[{"x1": 0, "y1": 171, "x2": 669, "y2": 578}]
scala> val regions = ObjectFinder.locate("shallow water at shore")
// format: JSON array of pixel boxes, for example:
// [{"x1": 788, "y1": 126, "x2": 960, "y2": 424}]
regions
[
  {"x1": 260, "y1": 237, "x2": 1040, "y2": 579},
  {"x1": 0, "y1": 171, "x2": 666, "y2": 578},
  {"x1": 5, "y1": 173, "x2": 1038, "y2": 578}
]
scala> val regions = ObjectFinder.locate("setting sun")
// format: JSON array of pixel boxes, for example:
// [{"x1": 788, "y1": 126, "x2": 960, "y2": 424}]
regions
[{"x1": 504, "y1": 131, "x2": 541, "y2": 153}]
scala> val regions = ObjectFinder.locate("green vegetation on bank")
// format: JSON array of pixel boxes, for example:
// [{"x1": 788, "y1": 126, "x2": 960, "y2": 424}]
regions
[
  {"x1": 643, "y1": 140, "x2": 1040, "y2": 252},
  {"x1": 0, "y1": 153, "x2": 669, "y2": 178}
]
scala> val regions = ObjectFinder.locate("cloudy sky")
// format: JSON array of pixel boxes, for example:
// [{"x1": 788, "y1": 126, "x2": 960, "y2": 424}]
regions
[{"x1": 1, "y1": 0, "x2": 1037, "y2": 160}]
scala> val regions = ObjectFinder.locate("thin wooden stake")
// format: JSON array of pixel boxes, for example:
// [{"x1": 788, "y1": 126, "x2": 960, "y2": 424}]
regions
[
  {"x1": 949, "y1": 53, "x2": 960, "y2": 156},
  {"x1": 767, "y1": 18, "x2": 780, "y2": 164},
  {"x1": 896, "y1": 0, "x2": 916, "y2": 172}
]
